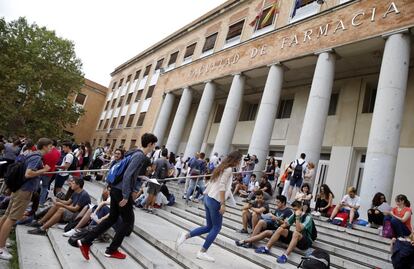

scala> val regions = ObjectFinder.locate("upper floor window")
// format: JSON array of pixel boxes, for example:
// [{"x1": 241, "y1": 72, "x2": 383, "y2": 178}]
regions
[
  {"x1": 117, "y1": 96, "x2": 124, "y2": 107},
  {"x1": 183, "y1": 43, "x2": 196, "y2": 64},
  {"x1": 276, "y1": 99, "x2": 294, "y2": 119},
  {"x1": 104, "y1": 101, "x2": 110, "y2": 110},
  {"x1": 118, "y1": 78, "x2": 124, "y2": 88},
  {"x1": 328, "y1": 93, "x2": 339, "y2": 116},
  {"x1": 111, "y1": 98, "x2": 117, "y2": 109},
  {"x1": 225, "y1": 20, "x2": 245, "y2": 46},
  {"x1": 290, "y1": 0, "x2": 319, "y2": 23},
  {"x1": 145, "y1": 85, "x2": 155, "y2": 99},
  {"x1": 155, "y1": 58, "x2": 164, "y2": 71},
  {"x1": 134, "y1": 70, "x2": 141, "y2": 80},
  {"x1": 111, "y1": 81, "x2": 117, "y2": 90},
  {"x1": 239, "y1": 103, "x2": 258, "y2": 121},
  {"x1": 168, "y1": 51, "x2": 179, "y2": 67},
  {"x1": 126, "y1": 74, "x2": 131, "y2": 83},
  {"x1": 75, "y1": 93, "x2": 87, "y2": 106},
  {"x1": 255, "y1": 5, "x2": 277, "y2": 31},
  {"x1": 144, "y1": 65, "x2": 152, "y2": 77},
  {"x1": 135, "y1": 90, "x2": 143, "y2": 102},
  {"x1": 137, "y1": 112, "x2": 146, "y2": 127},
  {"x1": 202, "y1": 33, "x2": 218, "y2": 55},
  {"x1": 126, "y1": 93, "x2": 133, "y2": 105}
]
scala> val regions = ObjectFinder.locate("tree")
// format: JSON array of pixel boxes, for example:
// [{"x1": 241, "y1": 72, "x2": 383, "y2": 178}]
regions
[{"x1": 0, "y1": 17, "x2": 84, "y2": 140}]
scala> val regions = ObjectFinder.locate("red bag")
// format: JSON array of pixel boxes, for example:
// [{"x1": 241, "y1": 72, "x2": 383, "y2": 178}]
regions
[
  {"x1": 332, "y1": 212, "x2": 349, "y2": 227},
  {"x1": 326, "y1": 205, "x2": 335, "y2": 217}
]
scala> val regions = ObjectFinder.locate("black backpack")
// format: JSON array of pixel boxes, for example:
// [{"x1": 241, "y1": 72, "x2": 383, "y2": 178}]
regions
[
  {"x1": 292, "y1": 160, "x2": 305, "y2": 180},
  {"x1": 155, "y1": 161, "x2": 169, "y2": 180},
  {"x1": 67, "y1": 153, "x2": 78, "y2": 171},
  {"x1": 5, "y1": 153, "x2": 41, "y2": 192},
  {"x1": 298, "y1": 249, "x2": 330, "y2": 269}
]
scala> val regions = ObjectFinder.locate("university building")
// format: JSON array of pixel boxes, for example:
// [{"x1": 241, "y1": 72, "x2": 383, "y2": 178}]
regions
[{"x1": 92, "y1": 0, "x2": 414, "y2": 214}]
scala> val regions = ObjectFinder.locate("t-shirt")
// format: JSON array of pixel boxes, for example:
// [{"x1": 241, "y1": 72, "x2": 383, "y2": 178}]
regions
[
  {"x1": 247, "y1": 180, "x2": 259, "y2": 192},
  {"x1": 154, "y1": 158, "x2": 170, "y2": 181},
  {"x1": 59, "y1": 153, "x2": 74, "y2": 177},
  {"x1": 4, "y1": 143, "x2": 20, "y2": 160},
  {"x1": 287, "y1": 213, "x2": 314, "y2": 241},
  {"x1": 341, "y1": 194, "x2": 361, "y2": 210},
  {"x1": 21, "y1": 152, "x2": 43, "y2": 192},
  {"x1": 43, "y1": 147, "x2": 61, "y2": 178},
  {"x1": 260, "y1": 181, "x2": 273, "y2": 196},
  {"x1": 291, "y1": 158, "x2": 308, "y2": 179},
  {"x1": 273, "y1": 207, "x2": 294, "y2": 221},
  {"x1": 251, "y1": 200, "x2": 269, "y2": 214},
  {"x1": 71, "y1": 190, "x2": 91, "y2": 212},
  {"x1": 392, "y1": 207, "x2": 412, "y2": 232}
]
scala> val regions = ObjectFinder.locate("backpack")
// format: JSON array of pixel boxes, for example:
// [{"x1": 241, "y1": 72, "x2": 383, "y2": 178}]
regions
[
  {"x1": 155, "y1": 160, "x2": 169, "y2": 180},
  {"x1": 106, "y1": 150, "x2": 141, "y2": 185},
  {"x1": 67, "y1": 153, "x2": 78, "y2": 171},
  {"x1": 298, "y1": 249, "x2": 330, "y2": 269},
  {"x1": 382, "y1": 219, "x2": 395, "y2": 239},
  {"x1": 332, "y1": 211, "x2": 348, "y2": 227},
  {"x1": 292, "y1": 160, "x2": 305, "y2": 180},
  {"x1": 5, "y1": 153, "x2": 41, "y2": 192},
  {"x1": 302, "y1": 214, "x2": 318, "y2": 241}
]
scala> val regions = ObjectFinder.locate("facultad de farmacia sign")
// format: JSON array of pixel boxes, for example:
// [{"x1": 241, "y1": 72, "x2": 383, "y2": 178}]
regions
[{"x1": 188, "y1": 1, "x2": 401, "y2": 80}]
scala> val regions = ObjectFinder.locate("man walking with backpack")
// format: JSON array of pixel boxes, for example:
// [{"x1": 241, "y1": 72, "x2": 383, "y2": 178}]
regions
[
  {"x1": 0, "y1": 138, "x2": 52, "y2": 260},
  {"x1": 287, "y1": 153, "x2": 308, "y2": 203},
  {"x1": 78, "y1": 133, "x2": 158, "y2": 260}
]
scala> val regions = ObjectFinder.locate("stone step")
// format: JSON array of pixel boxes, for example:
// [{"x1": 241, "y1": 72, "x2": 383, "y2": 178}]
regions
[
  {"x1": 90, "y1": 241, "x2": 144, "y2": 269},
  {"x1": 16, "y1": 225, "x2": 62, "y2": 269},
  {"x1": 47, "y1": 228, "x2": 103, "y2": 269},
  {"x1": 132, "y1": 208, "x2": 267, "y2": 269},
  {"x1": 167, "y1": 189, "x2": 392, "y2": 268}
]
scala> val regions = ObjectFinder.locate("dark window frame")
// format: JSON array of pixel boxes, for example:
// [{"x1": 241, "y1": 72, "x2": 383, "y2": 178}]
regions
[
  {"x1": 184, "y1": 43, "x2": 197, "y2": 59},
  {"x1": 226, "y1": 20, "x2": 245, "y2": 41},
  {"x1": 202, "y1": 33, "x2": 218, "y2": 53},
  {"x1": 276, "y1": 99, "x2": 294, "y2": 119},
  {"x1": 168, "y1": 51, "x2": 179, "y2": 66}
]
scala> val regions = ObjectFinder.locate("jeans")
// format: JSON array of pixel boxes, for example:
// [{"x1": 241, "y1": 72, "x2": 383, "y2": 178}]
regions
[
  {"x1": 189, "y1": 196, "x2": 223, "y2": 250},
  {"x1": 186, "y1": 178, "x2": 205, "y2": 202},
  {"x1": 39, "y1": 175, "x2": 51, "y2": 205},
  {"x1": 81, "y1": 188, "x2": 134, "y2": 253},
  {"x1": 391, "y1": 217, "x2": 411, "y2": 238}
]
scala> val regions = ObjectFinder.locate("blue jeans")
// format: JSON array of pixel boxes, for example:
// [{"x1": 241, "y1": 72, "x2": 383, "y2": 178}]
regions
[
  {"x1": 189, "y1": 196, "x2": 223, "y2": 250},
  {"x1": 391, "y1": 217, "x2": 411, "y2": 238},
  {"x1": 39, "y1": 175, "x2": 51, "y2": 205},
  {"x1": 186, "y1": 178, "x2": 205, "y2": 202}
]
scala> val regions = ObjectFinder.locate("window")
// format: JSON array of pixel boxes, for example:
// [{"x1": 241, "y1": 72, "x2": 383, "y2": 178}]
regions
[
  {"x1": 112, "y1": 82, "x2": 117, "y2": 90},
  {"x1": 144, "y1": 65, "x2": 152, "y2": 77},
  {"x1": 117, "y1": 96, "x2": 124, "y2": 107},
  {"x1": 168, "y1": 51, "x2": 179, "y2": 66},
  {"x1": 137, "y1": 112, "x2": 146, "y2": 127},
  {"x1": 298, "y1": 0, "x2": 316, "y2": 8},
  {"x1": 362, "y1": 87, "x2": 377, "y2": 113},
  {"x1": 214, "y1": 104, "x2": 225, "y2": 123},
  {"x1": 276, "y1": 99, "x2": 294, "y2": 119},
  {"x1": 104, "y1": 101, "x2": 110, "y2": 110},
  {"x1": 328, "y1": 93, "x2": 339, "y2": 116},
  {"x1": 126, "y1": 93, "x2": 133, "y2": 105},
  {"x1": 118, "y1": 78, "x2": 124, "y2": 88},
  {"x1": 134, "y1": 70, "x2": 141, "y2": 80},
  {"x1": 103, "y1": 119, "x2": 109, "y2": 129},
  {"x1": 155, "y1": 58, "x2": 164, "y2": 70},
  {"x1": 98, "y1": 120, "x2": 103, "y2": 129},
  {"x1": 256, "y1": 6, "x2": 276, "y2": 31},
  {"x1": 75, "y1": 93, "x2": 87, "y2": 105},
  {"x1": 126, "y1": 74, "x2": 131, "y2": 83},
  {"x1": 135, "y1": 90, "x2": 143, "y2": 102},
  {"x1": 130, "y1": 139, "x2": 137, "y2": 149},
  {"x1": 126, "y1": 114, "x2": 135, "y2": 127},
  {"x1": 239, "y1": 103, "x2": 258, "y2": 121},
  {"x1": 118, "y1": 116, "x2": 125, "y2": 128},
  {"x1": 110, "y1": 117, "x2": 117, "y2": 129},
  {"x1": 184, "y1": 43, "x2": 196, "y2": 60},
  {"x1": 120, "y1": 139, "x2": 126, "y2": 148},
  {"x1": 202, "y1": 33, "x2": 218, "y2": 53},
  {"x1": 290, "y1": 0, "x2": 319, "y2": 22},
  {"x1": 226, "y1": 20, "x2": 244, "y2": 42},
  {"x1": 105, "y1": 139, "x2": 109, "y2": 146},
  {"x1": 111, "y1": 139, "x2": 116, "y2": 150},
  {"x1": 111, "y1": 98, "x2": 117, "y2": 109},
  {"x1": 98, "y1": 139, "x2": 102, "y2": 146},
  {"x1": 146, "y1": 86, "x2": 155, "y2": 99}
]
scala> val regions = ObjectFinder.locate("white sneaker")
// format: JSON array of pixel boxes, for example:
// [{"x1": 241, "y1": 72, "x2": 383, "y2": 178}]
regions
[
  {"x1": 175, "y1": 231, "x2": 187, "y2": 249},
  {"x1": 57, "y1": 224, "x2": 66, "y2": 230},
  {"x1": 313, "y1": 211, "x2": 321, "y2": 217},
  {"x1": 0, "y1": 248, "x2": 12, "y2": 260},
  {"x1": 63, "y1": 229, "x2": 77, "y2": 237},
  {"x1": 196, "y1": 251, "x2": 215, "y2": 262}
]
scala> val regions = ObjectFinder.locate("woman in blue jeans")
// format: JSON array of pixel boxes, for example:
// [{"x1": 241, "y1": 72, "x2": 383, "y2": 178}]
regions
[{"x1": 175, "y1": 151, "x2": 242, "y2": 262}]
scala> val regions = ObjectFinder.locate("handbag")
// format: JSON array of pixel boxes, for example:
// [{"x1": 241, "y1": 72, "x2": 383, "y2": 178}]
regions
[{"x1": 382, "y1": 219, "x2": 395, "y2": 239}]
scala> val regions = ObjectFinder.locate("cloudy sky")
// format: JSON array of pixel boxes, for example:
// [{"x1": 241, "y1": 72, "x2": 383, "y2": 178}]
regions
[{"x1": 0, "y1": 0, "x2": 226, "y2": 87}]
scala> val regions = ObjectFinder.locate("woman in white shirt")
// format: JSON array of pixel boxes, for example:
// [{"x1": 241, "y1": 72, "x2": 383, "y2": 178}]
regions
[{"x1": 175, "y1": 151, "x2": 242, "y2": 262}]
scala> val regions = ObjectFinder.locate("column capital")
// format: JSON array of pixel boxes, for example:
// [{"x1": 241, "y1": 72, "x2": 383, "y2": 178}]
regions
[
  {"x1": 231, "y1": 72, "x2": 243, "y2": 77},
  {"x1": 382, "y1": 28, "x2": 410, "y2": 39},
  {"x1": 203, "y1": 79, "x2": 214, "y2": 84},
  {"x1": 314, "y1": 48, "x2": 335, "y2": 56},
  {"x1": 267, "y1": 62, "x2": 289, "y2": 71}
]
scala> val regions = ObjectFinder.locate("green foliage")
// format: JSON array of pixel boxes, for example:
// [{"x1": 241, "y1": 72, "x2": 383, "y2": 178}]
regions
[{"x1": 0, "y1": 17, "x2": 84, "y2": 140}]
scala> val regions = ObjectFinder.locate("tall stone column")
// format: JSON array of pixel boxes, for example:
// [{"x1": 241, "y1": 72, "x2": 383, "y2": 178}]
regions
[
  {"x1": 296, "y1": 51, "x2": 336, "y2": 187},
  {"x1": 165, "y1": 87, "x2": 193, "y2": 154},
  {"x1": 212, "y1": 74, "x2": 245, "y2": 157},
  {"x1": 184, "y1": 81, "x2": 216, "y2": 159},
  {"x1": 359, "y1": 33, "x2": 411, "y2": 216},
  {"x1": 152, "y1": 93, "x2": 175, "y2": 145},
  {"x1": 248, "y1": 64, "x2": 284, "y2": 171}
]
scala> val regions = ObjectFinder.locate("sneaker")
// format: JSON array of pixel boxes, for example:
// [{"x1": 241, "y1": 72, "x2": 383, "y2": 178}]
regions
[
  {"x1": 238, "y1": 229, "x2": 248, "y2": 234},
  {"x1": 175, "y1": 231, "x2": 187, "y2": 249},
  {"x1": 347, "y1": 222, "x2": 353, "y2": 229},
  {"x1": 57, "y1": 224, "x2": 66, "y2": 230},
  {"x1": 235, "y1": 240, "x2": 244, "y2": 247},
  {"x1": 77, "y1": 240, "x2": 90, "y2": 260},
  {"x1": 0, "y1": 248, "x2": 12, "y2": 260},
  {"x1": 63, "y1": 229, "x2": 78, "y2": 237},
  {"x1": 28, "y1": 228, "x2": 46, "y2": 235},
  {"x1": 196, "y1": 251, "x2": 215, "y2": 262},
  {"x1": 255, "y1": 246, "x2": 269, "y2": 254},
  {"x1": 241, "y1": 242, "x2": 252, "y2": 248},
  {"x1": 313, "y1": 211, "x2": 321, "y2": 217},
  {"x1": 104, "y1": 250, "x2": 126, "y2": 259},
  {"x1": 327, "y1": 218, "x2": 333, "y2": 223},
  {"x1": 276, "y1": 254, "x2": 288, "y2": 264},
  {"x1": 27, "y1": 221, "x2": 42, "y2": 228}
]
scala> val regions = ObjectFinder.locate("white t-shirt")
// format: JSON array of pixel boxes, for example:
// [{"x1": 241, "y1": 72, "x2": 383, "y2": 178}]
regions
[
  {"x1": 248, "y1": 180, "x2": 259, "y2": 192},
  {"x1": 341, "y1": 194, "x2": 361, "y2": 210},
  {"x1": 59, "y1": 153, "x2": 74, "y2": 176},
  {"x1": 210, "y1": 155, "x2": 220, "y2": 166},
  {"x1": 175, "y1": 157, "x2": 183, "y2": 169},
  {"x1": 291, "y1": 158, "x2": 308, "y2": 178}
]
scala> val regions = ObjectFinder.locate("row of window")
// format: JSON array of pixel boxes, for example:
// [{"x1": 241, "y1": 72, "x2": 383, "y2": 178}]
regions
[
  {"x1": 104, "y1": 85, "x2": 155, "y2": 111},
  {"x1": 92, "y1": 138, "x2": 138, "y2": 151},
  {"x1": 98, "y1": 112, "x2": 147, "y2": 130}
]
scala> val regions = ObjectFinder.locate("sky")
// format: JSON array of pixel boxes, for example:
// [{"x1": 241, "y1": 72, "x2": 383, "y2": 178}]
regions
[{"x1": 0, "y1": 0, "x2": 227, "y2": 87}]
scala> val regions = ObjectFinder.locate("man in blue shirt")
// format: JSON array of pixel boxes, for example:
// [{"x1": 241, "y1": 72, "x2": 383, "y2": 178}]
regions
[{"x1": 0, "y1": 138, "x2": 52, "y2": 260}]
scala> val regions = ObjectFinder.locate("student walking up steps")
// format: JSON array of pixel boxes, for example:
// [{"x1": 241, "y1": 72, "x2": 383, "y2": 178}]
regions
[{"x1": 175, "y1": 151, "x2": 242, "y2": 262}]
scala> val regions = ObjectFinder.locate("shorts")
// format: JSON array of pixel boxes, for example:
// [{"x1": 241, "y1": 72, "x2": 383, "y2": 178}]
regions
[
  {"x1": 265, "y1": 219, "x2": 279, "y2": 230},
  {"x1": 3, "y1": 190, "x2": 32, "y2": 221},
  {"x1": 134, "y1": 179, "x2": 143, "y2": 192},
  {"x1": 147, "y1": 182, "x2": 161, "y2": 195},
  {"x1": 279, "y1": 230, "x2": 312, "y2": 250},
  {"x1": 62, "y1": 209, "x2": 78, "y2": 222},
  {"x1": 55, "y1": 175, "x2": 69, "y2": 189},
  {"x1": 289, "y1": 177, "x2": 303, "y2": 188},
  {"x1": 340, "y1": 208, "x2": 359, "y2": 219}
]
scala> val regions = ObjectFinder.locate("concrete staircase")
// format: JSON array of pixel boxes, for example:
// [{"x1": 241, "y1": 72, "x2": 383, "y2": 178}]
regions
[{"x1": 15, "y1": 180, "x2": 394, "y2": 269}]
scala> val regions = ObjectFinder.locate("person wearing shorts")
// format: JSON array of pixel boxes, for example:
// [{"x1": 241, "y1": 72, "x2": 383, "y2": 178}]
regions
[
  {"x1": 54, "y1": 141, "x2": 75, "y2": 195},
  {"x1": 238, "y1": 190, "x2": 269, "y2": 233}
]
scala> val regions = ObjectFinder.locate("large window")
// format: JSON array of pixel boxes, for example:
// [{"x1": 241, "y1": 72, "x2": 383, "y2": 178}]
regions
[
  {"x1": 118, "y1": 116, "x2": 125, "y2": 128},
  {"x1": 103, "y1": 119, "x2": 109, "y2": 129},
  {"x1": 328, "y1": 93, "x2": 339, "y2": 116},
  {"x1": 168, "y1": 51, "x2": 179, "y2": 66},
  {"x1": 226, "y1": 20, "x2": 244, "y2": 43},
  {"x1": 290, "y1": 0, "x2": 319, "y2": 22},
  {"x1": 240, "y1": 103, "x2": 258, "y2": 121},
  {"x1": 276, "y1": 99, "x2": 294, "y2": 119},
  {"x1": 144, "y1": 65, "x2": 152, "y2": 77},
  {"x1": 137, "y1": 112, "x2": 146, "y2": 127},
  {"x1": 183, "y1": 43, "x2": 196, "y2": 62},
  {"x1": 255, "y1": 6, "x2": 277, "y2": 31},
  {"x1": 155, "y1": 58, "x2": 164, "y2": 70},
  {"x1": 110, "y1": 117, "x2": 117, "y2": 129},
  {"x1": 362, "y1": 87, "x2": 377, "y2": 113},
  {"x1": 135, "y1": 90, "x2": 143, "y2": 102},
  {"x1": 126, "y1": 93, "x2": 133, "y2": 105},
  {"x1": 134, "y1": 70, "x2": 141, "y2": 80},
  {"x1": 75, "y1": 93, "x2": 87, "y2": 106},
  {"x1": 202, "y1": 33, "x2": 218, "y2": 53},
  {"x1": 111, "y1": 82, "x2": 117, "y2": 90},
  {"x1": 111, "y1": 98, "x2": 116, "y2": 109},
  {"x1": 118, "y1": 78, "x2": 124, "y2": 88},
  {"x1": 126, "y1": 114, "x2": 135, "y2": 127},
  {"x1": 117, "y1": 96, "x2": 124, "y2": 107},
  {"x1": 145, "y1": 86, "x2": 155, "y2": 99}
]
